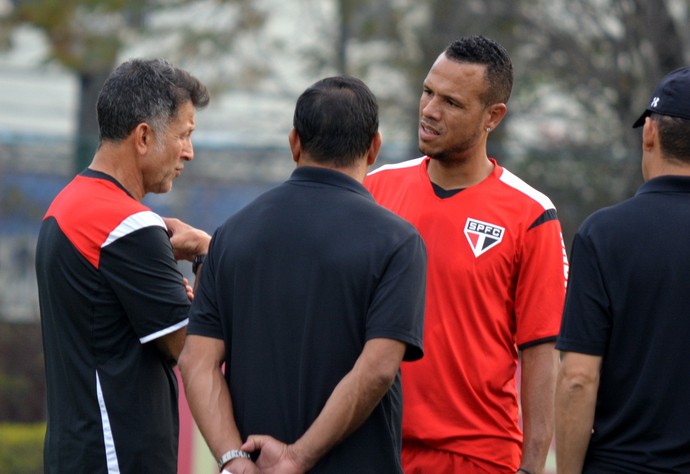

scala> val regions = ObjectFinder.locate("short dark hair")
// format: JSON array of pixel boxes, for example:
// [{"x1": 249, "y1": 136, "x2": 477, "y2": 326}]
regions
[
  {"x1": 650, "y1": 113, "x2": 690, "y2": 163},
  {"x1": 293, "y1": 75, "x2": 379, "y2": 168},
  {"x1": 444, "y1": 35, "x2": 513, "y2": 106},
  {"x1": 96, "y1": 58, "x2": 210, "y2": 142}
]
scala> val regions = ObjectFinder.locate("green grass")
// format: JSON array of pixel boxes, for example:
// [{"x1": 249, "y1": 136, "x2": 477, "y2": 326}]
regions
[{"x1": 0, "y1": 423, "x2": 45, "y2": 474}]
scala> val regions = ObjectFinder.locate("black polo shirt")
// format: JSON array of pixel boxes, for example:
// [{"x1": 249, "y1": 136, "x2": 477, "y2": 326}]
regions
[
  {"x1": 188, "y1": 166, "x2": 426, "y2": 473},
  {"x1": 36, "y1": 170, "x2": 190, "y2": 474},
  {"x1": 557, "y1": 175, "x2": 690, "y2": 472}
]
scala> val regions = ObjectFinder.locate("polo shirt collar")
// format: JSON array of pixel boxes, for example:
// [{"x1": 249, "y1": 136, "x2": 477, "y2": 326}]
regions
[
  {"x1": 289, "y1": 166, "x2": 373, "y2": 200},
  {"x1": 636, "y1": 175, "x2": 690, "y2": 196}
]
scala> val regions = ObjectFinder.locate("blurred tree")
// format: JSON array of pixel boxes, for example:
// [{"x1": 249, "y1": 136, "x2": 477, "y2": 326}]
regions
[
  {"x1": 509, "y1": 0, "x2": 686, "y2": 149},
  {"x1": 502, "y1": 0, "x2": 689, "y2": 243},
  {"x1": 1, "y1": 0, "x2": 266, "y2": 174},
  {"x1": 342, "y1": 0, "x2": 686, "y2": 151}
]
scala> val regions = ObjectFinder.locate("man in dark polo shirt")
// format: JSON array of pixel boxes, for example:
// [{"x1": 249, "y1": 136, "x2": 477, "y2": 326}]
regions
[
  {"x1": 36, "y1": 58, "x2": 210, "y2": 473},
  {"x1": 178, "y1": 76, "x2": 427, "y2": 473},
  {"x1": 555, "y1": 66, "x2": 690, "y2": 472}
]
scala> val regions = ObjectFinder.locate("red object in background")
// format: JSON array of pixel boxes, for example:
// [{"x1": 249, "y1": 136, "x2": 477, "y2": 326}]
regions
[{"x1": 177, "y1": 368, "x2": 193, "y2": 474}]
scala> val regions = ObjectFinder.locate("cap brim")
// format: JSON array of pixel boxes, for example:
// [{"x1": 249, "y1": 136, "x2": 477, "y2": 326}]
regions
[{"x1": 632, "y1": 110, "x2": 650, "y2": 128}]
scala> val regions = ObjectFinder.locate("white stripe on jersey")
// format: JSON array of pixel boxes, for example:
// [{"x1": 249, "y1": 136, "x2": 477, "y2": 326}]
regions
[
  {"x1": 368, "y1": 157, "x2": 556, "y2": 212},
  {"x1": 102, "y1": 211, "x2": 166, "y2": 248},
  {"x1": 499, "y1": 167, "x2": 555, "y2": 211},
  {"x1": 96, "y1": 371, "x2": 121, "y2": 474},
  {"x1": 367, "y1": 156, "x2": 426, "y2": 175},
  {"x1": 140, "y1": 318, "x2": 189, "y2": 344}
]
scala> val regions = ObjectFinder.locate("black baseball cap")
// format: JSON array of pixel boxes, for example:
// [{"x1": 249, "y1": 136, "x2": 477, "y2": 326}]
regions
[{"x1": 632, "y1": 66, "x2": 690, "y2": 128}]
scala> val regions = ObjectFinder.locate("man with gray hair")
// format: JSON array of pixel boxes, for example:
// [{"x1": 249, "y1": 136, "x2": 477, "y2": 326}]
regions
[{"x1": 36, "y1": 58, "x2": 210, "y2": 473}]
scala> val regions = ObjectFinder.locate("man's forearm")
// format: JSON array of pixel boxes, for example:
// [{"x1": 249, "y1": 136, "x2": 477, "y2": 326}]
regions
[
  {"x1": 186, "y1": 367, "x2": 241, "y2": 457},
  {"x1": 178, "y1": 337, "x2": 243, "y2": 460},
  {"x1": 520, "y1": 342, "x2": 558, "y2": 474},
  {"x1": 290, "y1": 338, "x2": 406, "y2": 470},
  {"x1": 555, "y1": 352, "x2": 600, "y2": 474}
]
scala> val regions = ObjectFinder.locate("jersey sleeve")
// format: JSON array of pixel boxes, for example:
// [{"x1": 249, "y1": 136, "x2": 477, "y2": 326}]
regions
[
  {"x1": 556, "y1": 226, "x2": 611, "y2": 355},
  {"x1": 99, "y1": 223, "x2": 190, "y2": 343},
  {"x1": 515, "y1": 210, "x2": 568, "y2": 348},
  {"x1": 365, "y1": 231, "x2": 427, "y2": 361},
  {"x1": 186, "y1": 227, "x2": 224, "y2": 340}
]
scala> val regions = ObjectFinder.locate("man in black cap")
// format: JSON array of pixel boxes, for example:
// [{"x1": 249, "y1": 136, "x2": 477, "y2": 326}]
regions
[{"x1": 555, "y1": 66, "x2": 690, "y2": 473}]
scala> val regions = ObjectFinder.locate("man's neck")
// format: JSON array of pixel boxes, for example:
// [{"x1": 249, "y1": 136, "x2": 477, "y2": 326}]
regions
[
  {"x1": 89, "y1": 143, "x2": 145, "y2": 201},
  {"x1": 427, "y1": 155, "x2": 494, "y2": 190},
  {"x1": 296, "y1": 158, "x2": 368, "y2": 184}
]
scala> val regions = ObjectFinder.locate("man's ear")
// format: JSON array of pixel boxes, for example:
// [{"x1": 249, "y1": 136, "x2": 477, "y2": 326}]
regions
[
  {"x1": 642, "y1": 116, "x2": 657, "y2": 152},
  {"x1": 288, "y1": 128, "x2": 301, "y2": 164},
  {"x1": 367, "y1": 131, "x2": 383, "y2": 166},
  {"x1": 485, "y1": 103, "x2": 508, "y2": 131},
  {"x1": 134, "y1": 123, "x2": 153, "y2": 155}
]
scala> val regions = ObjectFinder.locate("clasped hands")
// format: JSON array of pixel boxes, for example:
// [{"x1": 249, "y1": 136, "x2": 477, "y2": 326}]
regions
[{"x1": 222, "y1": 436, "x2": 305, "y2": 474}]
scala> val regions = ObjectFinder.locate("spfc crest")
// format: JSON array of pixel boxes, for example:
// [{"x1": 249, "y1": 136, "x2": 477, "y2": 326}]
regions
[{"x1": 464, "y1": 218, "x2": 505, "y2": 257}]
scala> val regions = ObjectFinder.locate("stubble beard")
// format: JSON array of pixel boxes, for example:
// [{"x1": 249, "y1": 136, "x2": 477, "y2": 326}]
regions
[
  {"x1": 419, "y1": 142, "x2": 470, "y2": 164},
  {"x1": 419, "y1": 129, "x2": 483, "y2": 164}
]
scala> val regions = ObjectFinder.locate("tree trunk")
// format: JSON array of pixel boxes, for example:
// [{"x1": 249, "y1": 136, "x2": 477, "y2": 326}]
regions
[{"x1": 74, "y1": 69, "x2": 111, "y2": 175}]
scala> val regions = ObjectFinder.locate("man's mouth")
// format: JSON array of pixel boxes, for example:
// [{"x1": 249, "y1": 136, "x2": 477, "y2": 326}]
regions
[{"x1": 420, "y1": 121, "x2": 440, "y2": 138}]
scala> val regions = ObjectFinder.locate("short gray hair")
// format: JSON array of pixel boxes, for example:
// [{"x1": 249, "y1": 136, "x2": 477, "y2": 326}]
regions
[{"x1": 96, "y1": 58, "x2": 209, "y2": 142}]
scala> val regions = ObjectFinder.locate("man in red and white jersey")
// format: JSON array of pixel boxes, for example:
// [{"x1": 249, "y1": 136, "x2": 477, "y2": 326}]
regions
[
  {"x1": 365, "y1": 35, "x2": 568, "y2": 474},
  {"x1": 36, "y1": 58, "x2": 211, "y2": 474}
]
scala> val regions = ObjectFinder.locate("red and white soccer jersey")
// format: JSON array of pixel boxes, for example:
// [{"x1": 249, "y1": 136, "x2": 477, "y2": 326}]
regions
[
  {"x1": 37, "y1": 170, "x2": 190, "y2": 473},
  {"x1": 365, "y1": 157, "x2": 567, "y2": 472}
]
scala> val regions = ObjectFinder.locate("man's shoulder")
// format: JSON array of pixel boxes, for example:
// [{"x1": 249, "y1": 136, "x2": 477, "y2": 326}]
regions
[
  {"x1": 49, "y1": 173, "x2": 149, "y2": 218},
  {"x1": 44, "y1": 174, "x2": 163, "y2": 266},
  {"x1": 576, "y1": 196, "x2": 637, "y2": 238},
  {"x1": 368, "y1": 196, "x2": 421, "y2": 233},
  {"x1": 365, "y1": 157, "x2": 426, "y2": 201},
  {"x1": 367, "y1": 156, "x2": 426, "y2": 177},
  {"x1": 496, "y1": 166, "x2": 556, "y2": 211}
]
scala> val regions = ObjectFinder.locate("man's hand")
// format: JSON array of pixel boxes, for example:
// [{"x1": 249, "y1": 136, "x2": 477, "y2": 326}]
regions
[
  {"x1": 221, "y1": 457, "x2": 261, "y2": 474},
  {"x1": 241, "y1": 435, "x2": 305, "y2": 474},
  {"x1": 182, "y1": 277, "x2": 194, "y2": 301},
  {"x1": 162, "y1": 217, "x2": 211, "y2": 261}
]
